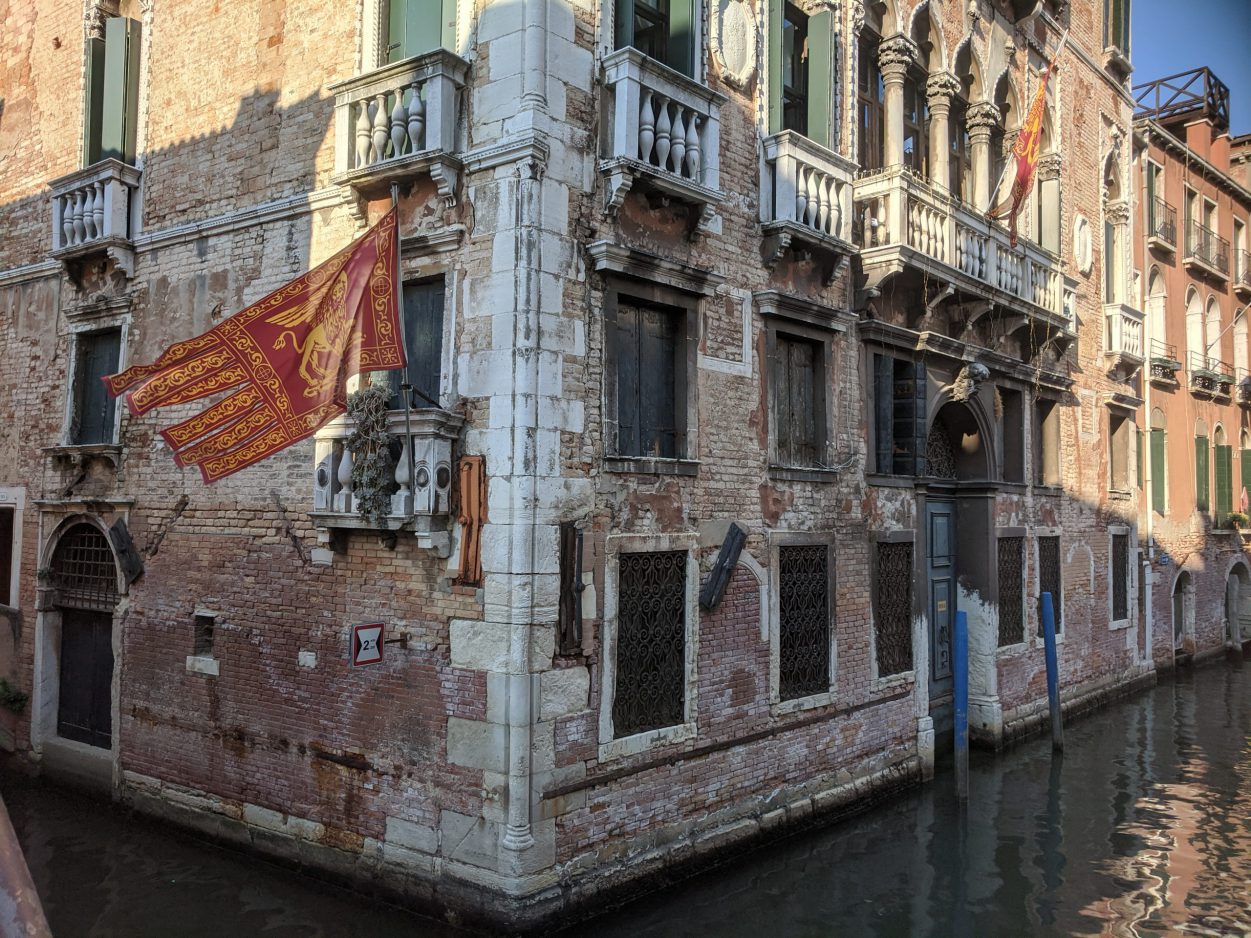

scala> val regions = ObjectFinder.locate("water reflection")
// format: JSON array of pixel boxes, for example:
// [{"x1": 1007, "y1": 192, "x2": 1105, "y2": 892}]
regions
[{"x1": 3, "y1": 662, "x2": 1251, "y2": 937}]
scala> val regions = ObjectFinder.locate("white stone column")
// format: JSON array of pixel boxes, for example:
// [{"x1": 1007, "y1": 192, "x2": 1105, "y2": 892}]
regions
[
  {"x1": 1037, "y1": 152, "x2": 1062, "y2": 253},
  {"x1": 926, "y1": 73, "x2": 960, "y2": 193},
  {"x1": 966, "y1": 101, "x2": 1001, "y2": 213},
  {"x1": 878, "y1": 35, "x2": 918, "y2": 169}
]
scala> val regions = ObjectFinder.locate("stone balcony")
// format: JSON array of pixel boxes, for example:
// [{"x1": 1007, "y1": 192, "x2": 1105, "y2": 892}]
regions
[
  {"x1": 760, "y1": 131, "x2": 856, "y2": 281},
  {"x1": 310, "y1": 408, "x2": 464, "y2": 552},
  {"x1": 1237, "y1": 370, "x2": 1251, "y2": 407},
  {"x1": 600, "y1": 47, "x2": 725, "y2": 235},
  {"x1": 1235, "y1": 249, "x2": 1251, "y2": 301},
  {"x1": 1188, "y1": 351, "x2": 1232, "y2": 399},
  {"x1": 48, "y1": 159, "x2": 142, "y2": 279},
  {"x1": 1148, "y1": 339, "x2": 1181, "y2": 387},
  {"x1": 1184, "y1": 221, "x2": 1230, "y2": 281},
  {"x1": 329, "y1": 50, "x2": 469, "y2": 204},
  {"x1": 853, "y1": 167, "x2": 1068, "y2": 337},
  {"x1": 1103, "y1": 302, "x2": 1145, "y2": 378}
]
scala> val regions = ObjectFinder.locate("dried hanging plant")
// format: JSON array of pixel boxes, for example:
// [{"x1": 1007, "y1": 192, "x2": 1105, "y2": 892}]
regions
[{"x1": 346, "y1": 383, "x2": 395, "y2": 528}]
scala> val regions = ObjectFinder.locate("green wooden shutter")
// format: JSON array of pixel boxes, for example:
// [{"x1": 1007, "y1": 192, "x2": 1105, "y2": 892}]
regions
[
  {"x1": 387, "y1": 0, "x2": 407, "y2": 61},
  {"x1": 1196, "y1": 436, "x2": 1209, "y2": 512},
  {"x1": 83, "y1": 36, "x2": 107, "y2": 165},
  {"x1": 1136, "y1": 427, "x2": 1143, "y2": 490},
  {"x1": 615, "y1": 0, "x2": 634, "y2": 50},
  {"x1": 806, "y1": 10, "x2": 833, "y2": 148},
  {"x1": 1216, "y1": 444, "x2": 1233, "y2": 525},
  {"x1": 668, "y1": 0, "x2": 694, "y2": 76},
  {"x1": 1241, "y1": 448, "x2": 1251, "y2": 513},
  {"x1": 767, "y1": 0, "x2": 783, "y2": 134},
  {"x1": 100, "y1": 17, "x2": 141, "y2": 164},
  {"x1": 1150, "y1": 429, "x2": 1166, "y2": 514},
  {"x1": 388, "y1": 0, "x2": 447, "y2": 61}
]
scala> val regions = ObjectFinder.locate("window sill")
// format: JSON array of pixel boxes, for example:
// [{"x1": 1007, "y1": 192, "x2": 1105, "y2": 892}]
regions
[
  {"x1": 604, "y1": 457, "x2": 699, "y2": 477},
  {"x1": 874, "y1": 670, "x2": 914, "y2": 693},
  {"x1": 1107, "y1": 487, "x2": 1134, "y2": 500},
  {"x1": 771, "y1": 689, "x2": 835, "y2": 716},
  {"x1": 865, "y1": 473, "x2": 916, "y2": 489},
  {"x1": 598, "y1": 721, "x2": 696, "y2": 762},
  {"x1": 185, "y1": 655, "x2": 220, "y2": 677},
  {"x1": 43, "y1": 443, "x2": 122, "y2": 469},
  {"x1": 1033, "y1": 484, "x2": 1065, "y2": 496},
  {"x1": 769, "y1": 465, "x2": 842, "y2": 483},
  {"x1": 1108, "y1": 618, "x2": 1132, "y2": 631},
  {"x1": 997, "y1": 481, "x2": 1028, "y2": 493}
]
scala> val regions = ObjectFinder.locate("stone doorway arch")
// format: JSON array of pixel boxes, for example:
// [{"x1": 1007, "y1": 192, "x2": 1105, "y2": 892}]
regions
[
  {"x1": 1225, "y1": 562, "x2": 1251, "y2": 646},
  {"x1": 1172, "y1": 569, "x2": 1192, "y2": 650}
]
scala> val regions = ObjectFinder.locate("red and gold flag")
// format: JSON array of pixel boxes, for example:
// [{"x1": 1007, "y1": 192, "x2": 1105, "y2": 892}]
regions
[
  {"x1": 104, "y1": 209, "x2": 405, "y2": 483},
  {"x1": 989, "y1": 34, "x2": 1066, "y2": 246}
]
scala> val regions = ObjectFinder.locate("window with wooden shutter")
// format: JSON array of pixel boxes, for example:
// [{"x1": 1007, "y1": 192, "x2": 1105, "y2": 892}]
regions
[
  {"x1": 0, "y1": 508, "x2": 13, "y2": 607},
  {"x1": 1036, "y1": 398, "x2": 1061, "y2": 487},
  {"x1": 615, "y1": 0, "x2": 695, "y2": 76},
  {"x1": 774, "y1": 333, "x2": 822, "y2": 467},
  {"x1": 767, "y1": 2, "x2": 833, "y2": 147},
  {"x1": 1037, "y1": 534, "x2": 1063, "y2": 635},
  {"x1": 872, "y1": 353, "x2": 926, "y2": 476},
  {"x1": 389, "y1": 278, "x2": 445, "y2": 409},
  {"x1": 615, "y1": 300, "x2": 682, "y2": 459},
  {"x1": 1000, "y1": 388, "x2": 1024, "y2": 483},
  {"x1": 1109, "y1": 413, "x2": 1130, "y2": 491},
  {"x1": 1111, "y1": 533, "x2": 1129, "y2": 621},
  {"x1": 857, "y1": 34, "x2": 885, "y2": 171},
  {"x1": 1215, "y1": 442, "x2": 1233, "y2": 525},
  {"x1": 1150, "y1": 428, "x2": 1166, "y2": 514},
  {"x1": 71, "y1": 330, "x2": 122, "y2": 445},
  {"x1": 84, "y1": 17, "x2": 141, "y2": 166},
  {"x1": 1196, "y1": 434, "x2": 1210, "y2": 512},
  {"x1": 385, "y1": 0, "x2": 455, "y2": 62},
  {"x1": 1241, "y1": 447, "x2": 1251, "y2": 514}
]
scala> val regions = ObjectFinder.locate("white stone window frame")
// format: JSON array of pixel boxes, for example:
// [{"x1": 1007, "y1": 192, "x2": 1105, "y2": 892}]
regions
[
  {"x1": 1107, "y1": 523, "x2": 1135, "y2": 631},
  {"x1": 869, "y1": 529, "x2": 917, "y2": 692},
  {"x1": 185, "y1": 609, "x2": 221, "y2": 677},
  {"x1": 994, "y1": 527, "x2": 1031, "y2": 657},
  {"x1": 598, "y1": 0, "x2": 709, "y2": 84},
  {"x1": 359, "y1": 0, "x2": 469, "y2": 71},
  {"x1": 0, "y1": 488, "x2": 26, "y2": 614},
  {"x1": 598, "y1": 532, "x2": 700, "y2": 761},
  {"x1": 768, "y1": 530, "x2": 837, "y2": 715},
  {"x1": 1031, "y1": 526, "x2": 1065, "y2": 645},
  {"x1": 60, "y1": 316, "x2": 130, "y2": 449}
]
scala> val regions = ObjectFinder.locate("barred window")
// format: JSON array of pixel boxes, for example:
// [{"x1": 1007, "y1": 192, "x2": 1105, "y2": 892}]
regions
[
  {"x1": 997, "y1": 537, "x2": 1024, "y2": 646},
  {"x1": 52, "y1": 524, "x2": 118, "y2": 612},
  {"x1": 1112, "y1": 533, "x2": 1129, "y2": 621},
  {"x1": 875, "y1": 541, "x2": 913, "y2": 676},
  {"x1": 779, "y1": 545, "x2": 831, "y2": 700},
  {"x1": 1038, "y1": 535, "x2": 1063, "y2": 635},
  {"x1": 613, "y1": 551, "x2": 686, "y2": 738}
]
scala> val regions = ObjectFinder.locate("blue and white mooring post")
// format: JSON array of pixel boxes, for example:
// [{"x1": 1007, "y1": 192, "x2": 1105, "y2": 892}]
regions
[
  {"x1": 1041, "y1": 591, "x2": 1064, "y2": 752},
  {"x1": 953, "y1": 609, "x2": 969, "y2": 800}
]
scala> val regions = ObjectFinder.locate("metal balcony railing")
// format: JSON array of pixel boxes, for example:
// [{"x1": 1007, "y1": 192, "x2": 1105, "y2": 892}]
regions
[
  {"x1": 1236, "y1": 249, "x2": 1251, "y2": 293},
  {"x1": 1186, "y1": 221, "x2": 1231, "y2": 276},
  {"x1": 1134, "y1": 67, "x2": 1231, "y2": 132},
  {"x1": 1147, "y1": 197, "x2": 1176, "y2": 248}
]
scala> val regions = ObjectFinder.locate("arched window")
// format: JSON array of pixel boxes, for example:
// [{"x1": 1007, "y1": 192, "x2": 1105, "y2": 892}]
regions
[
  {"x1": 1147, "y1": 268, "x2": 1167, "y2": 356},
  {"x1": 51, "y1": 523, "x2": 118, "y2": 611},
  {"x1": 1103, "y1": 153, "x2": 1124, "y2": 303},
  {"x1": 1235, "y1": 307, "x2": 1248, "y2": 376},
  {"x1": 990, "y1": 75, "x2": 1016, "y2": 204},
  {"x1": 1186, "y1": 287, "x2": 1204, "y2": 368},
  {"x1": 858, "y1": 31, "x2": 886, "y2": 170},
  {"x1": 1214, "y1": 424, "x2": 1233, "y2": 525},
  {"x1": 951, "y1": 43, "x2": 979, "y2": 202},
  {"x1": 1149, "y1": 407, "x2": 1166, "y2": 515},
  {"x1": 1206, "y1": 296, "x2": 1223, "y2": 367},
  {"x1": 1195, "y1": 418, "x2": 1210, "y2": 513}
]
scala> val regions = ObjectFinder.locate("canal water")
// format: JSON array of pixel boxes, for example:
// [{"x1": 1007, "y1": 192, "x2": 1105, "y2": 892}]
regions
[{"x1": 5, "y1": 659, "x2": 1251, "y2": 937}]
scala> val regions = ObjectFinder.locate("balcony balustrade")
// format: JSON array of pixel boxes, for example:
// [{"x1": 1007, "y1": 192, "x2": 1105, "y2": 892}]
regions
[
  {"x1": 852, "y1": 167, "x2": 1066, "y2": 326},
  {"x1": 600, "y1": 47, "x2": 725, "y2": 234},
  {"x1": 48, "y1": 159, "x2": 142, "y2": 277},
  {"x1": 1235, "y1": 249, "x2": 1251, "y2": 299},
  {"x1": 1237, "y1": 369, "x2": 1251, "y2": 407},
  {"x1": 330, "y1": 49, "x2": 469, "y2": 204},
  {"x1": 1185, "y1": 221, "x2": 1230, "y2": 279},
  {"x1": 311, "y1": 408, "x2": 464, "y2": 551},
  {"x1": 1149, "y1": 339, "x2": 1181, "y2": 386},
  {"x1": 1188, "y1": 351, "x2": 1231, "y2": 397},
  {"x1": 1147, "y1": 197, "x2": 1176, "y2": 251},
  {"x1": 1104, "y1": 303, "x2": 1145, "y2": 377},
  {"x1": 760, "y1": 131, "x2": 856, "y2": 277}
]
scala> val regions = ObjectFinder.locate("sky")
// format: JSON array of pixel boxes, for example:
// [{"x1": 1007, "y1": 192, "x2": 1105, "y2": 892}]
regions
[{"x1": 1132, "y1": 0, "x2": 1251, "y2": 135}]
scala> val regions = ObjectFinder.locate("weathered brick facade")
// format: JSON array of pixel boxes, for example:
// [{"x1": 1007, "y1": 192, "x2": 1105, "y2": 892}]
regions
[{"x1": 0, "y1": 0, "x2": 1204, "y2": 928}]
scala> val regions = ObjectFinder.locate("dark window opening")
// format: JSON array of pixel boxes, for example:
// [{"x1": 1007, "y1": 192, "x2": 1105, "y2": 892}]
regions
[
  {"x1": 71, "y1": 329, "x2": 122, "y2": 446},
  {"x1": 998, "y1": 537, "x2": 1025, "y2": 646},
  {"x1": 1111, "y1": 533, "x2": 1129, "y2": 621},
  {"x1": 1001, "y1": 388, "x2": 1024, "y2": 483},
  {"x1": 1038, "y1": 534, "x2": 1063, "y2": 636},
  {"x1": 949, "y1": 97, "x2": 971, "y2": 201},
  {"x1": 0, "y1": 508, "x2": 13, "y2": 607},
  {"x1": 875, "y1": 541, "x2": 913, "y2": 676},
  {"x1": 616, "y1": 0, "x2": 694, "y2": 76},
  {"x1": 614, "y1": 298, "x2": 685, "y2": 459},
  {"x1": 774, "y1": 333, "x2": 824, "y2": 467},
  {"x1": 389, "y1": 278, "x2": 445, "y2": 410},
  {"x1": 193, "y1": 614, "x2": 215, "y2": 657},
  {"x1": 613, "y1": 551, "x2": 686, "y2": 737},
  {"x1": 857, "y1": 35, "x2": 884, "y2": 171},
  {"x1": 781, "y1": 4, "x2": 809, "y2": 136},
  {"x1": 84, "y1": 17, "x2": 141, "y2": 166},
  {"x1": 778, "y1": 544, "x2": 831, "y2": 700},
  {"x1": 874, "y1": 353, "x2": 926, "y2": 476},
  {"x1": 902, "y1": 72, "x2": 928, "y2": 177},
  {"x1": 1035, "y1": 398, "x2": 1061, "y2": 487}
]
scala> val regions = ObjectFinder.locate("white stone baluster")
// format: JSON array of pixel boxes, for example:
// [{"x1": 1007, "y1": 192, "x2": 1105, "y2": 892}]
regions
[
  {"x1": 335, "y1": 446, "x2": 354, "y2": 513},
  {"x1": 684, "y1": 116, "x2": 700, "y2": 179},
  {"x1": 637, "y1": 89, "x2": 655, "y2": 163},
  {"x1": 670, "y1": 108, "x2": 686, "y2": 176},
  {"x1": 654, "y1": 98, "x2": 671, "y2": 170},
  {"x1": 390, "y1": 93, "x2": 408, "y2": 158},
  {"x1": 61, "y1": 195, "x2": 74, "y2": 248},
  {"x1": 372, "y1": 93, "x2": 390, "y2": 162},
  {"x1": 71, "y1": 191, "x2": 86, "y2": 245},
  {"x1": 92, "y1": 182, "x2": 105, "y2": 240},
  {"x1": 393, "y1": 434, "x2": 413, "y2": 515},
  {"x1": 355, "y1": 102, "x2": 373, "y2": 168},
  {"x1": 407, "y1": 82, "x2": 425, "y2": 152}
]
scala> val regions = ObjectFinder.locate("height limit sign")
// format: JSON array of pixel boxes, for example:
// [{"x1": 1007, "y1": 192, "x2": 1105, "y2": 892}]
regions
[{"x1": 350, "y1": 623, "x2": 385, "y2": 667}]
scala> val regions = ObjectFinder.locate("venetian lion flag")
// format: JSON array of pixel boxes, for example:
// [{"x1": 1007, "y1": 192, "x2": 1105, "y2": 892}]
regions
[
  {"x1": 989, "y1": 33, "x2": 1067, "y2": 246},
  {"x1": 104, "y1": 209, "x2": 405, "y2": 483}
]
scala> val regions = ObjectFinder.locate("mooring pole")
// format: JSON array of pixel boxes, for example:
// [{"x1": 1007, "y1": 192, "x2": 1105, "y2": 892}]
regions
[
  {"x1": 1042, "y1": 591, "x2": 1064, "y2": 752},
  {"x1": 953, "y1": 609, "x2": 969, "y2": 801}
]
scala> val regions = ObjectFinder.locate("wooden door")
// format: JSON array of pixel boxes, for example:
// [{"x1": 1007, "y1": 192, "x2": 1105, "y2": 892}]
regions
[
  {"x1": 58, "y1": 609, "x2": 114, "y2": 749},
  {"x1": 927, "y1": 499, "x2": 956, "y2": 707}
]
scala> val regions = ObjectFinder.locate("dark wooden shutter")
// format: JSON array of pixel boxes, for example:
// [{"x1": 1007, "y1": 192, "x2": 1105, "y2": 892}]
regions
[
  {"x1": 767, "y1": 0, "x2": 783, "y2": 134},
  {"x1": 778, "y1": 336, "x2": 816, "y2": 466},
  {"x1": 100, "y1": 17, "x2": 141, "y2": 164},
  {"x1": 892, "y1": 361, "x2": 926, "y2": 476},
  {"x1": 1150, "y1": 429, "x2": 1166, "y2": 514},
  {"x1": 616, "y1": 303, "x2": 641, "y2": 457},
  {"x1": 911, "y1": 362, "x2": 927, "y2": 476},
  {"x1": 668, "y1": 0, "x2": 694, "y2": 76},
  {"x1": 774, "y1": 336, "x2": 792, "y2": 462},
  {"x1": 391, "y1": 279, "x2": 444, "y2": 408},
  {"x1": 873, "y1": 354, "x2": 893, "y2": 473},
  {"x1": 84, "y1": 36, "x2": 107, "y2": 166},
  {"x1": 639, "y1": 305, "x2": 678, "y2": 458},
  {"x1": 614, "y1": 0, "x2": 634, "y2": 50},
  {"x1": 0, "y1": 508, "x2": 13, "y2": 606},
  {"x1": 1215, "y1": 443, "x2": 1232, "y2": 524},
  {"x1": 1104, "y1": 220, "x2": 1115, "y2": 302},
  {"x1": 1196, "y1": 435, "x2": 1209, "y2": 512},
  {"x1": 806, "y1": 11, "x2": 833, "y2": 148},
  {"x1": 74, "y1": 330, "x2": 121, "y2": 445}
]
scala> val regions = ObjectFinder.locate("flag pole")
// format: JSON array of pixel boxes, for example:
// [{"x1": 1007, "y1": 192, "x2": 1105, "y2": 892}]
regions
[{"x1": 391, "y1": 183, "x2": 416, "y2": 517}]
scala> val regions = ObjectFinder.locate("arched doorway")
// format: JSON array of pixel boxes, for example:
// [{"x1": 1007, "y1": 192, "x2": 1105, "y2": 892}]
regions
[
  {"x1": 923, "y1": 400, "x2": 991, "y2": 732},
  {"x1": 48, "y1": 523, "x2": 118, "y2": 749},
  {"x1": 1226, "y1": 563, "x2": 1251, "y2": 646},
  {"x1": 1172, "y1": 570, "x2": 1191, "y2": 649}
]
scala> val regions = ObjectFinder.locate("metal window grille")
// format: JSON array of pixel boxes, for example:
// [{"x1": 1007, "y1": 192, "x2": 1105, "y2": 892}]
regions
[
  {"x1": 1038, "y1": 535, "x2": 1062, "y2": 635},
  {"x1": 52, "y1": 524, "x2": 118, "y2": 611},
  {"x1": 997, "y1": 537, "x2": 1024, "y2": 646},
  {"x1": 778, "y1": 545, "x2": 831, "y2": 700},
  {"x1": 613, "y1": 551, "x2": 686, "y2": 738},
  {"x1": 875, "y1": 541, "x2": 913, "y2": 676},
  {"x1": 1112, "y1": 534, "x2": 1129, "y2": 621},
  {"x1": 925, "y1": 417, "x2": 957, "y2": 479}
]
